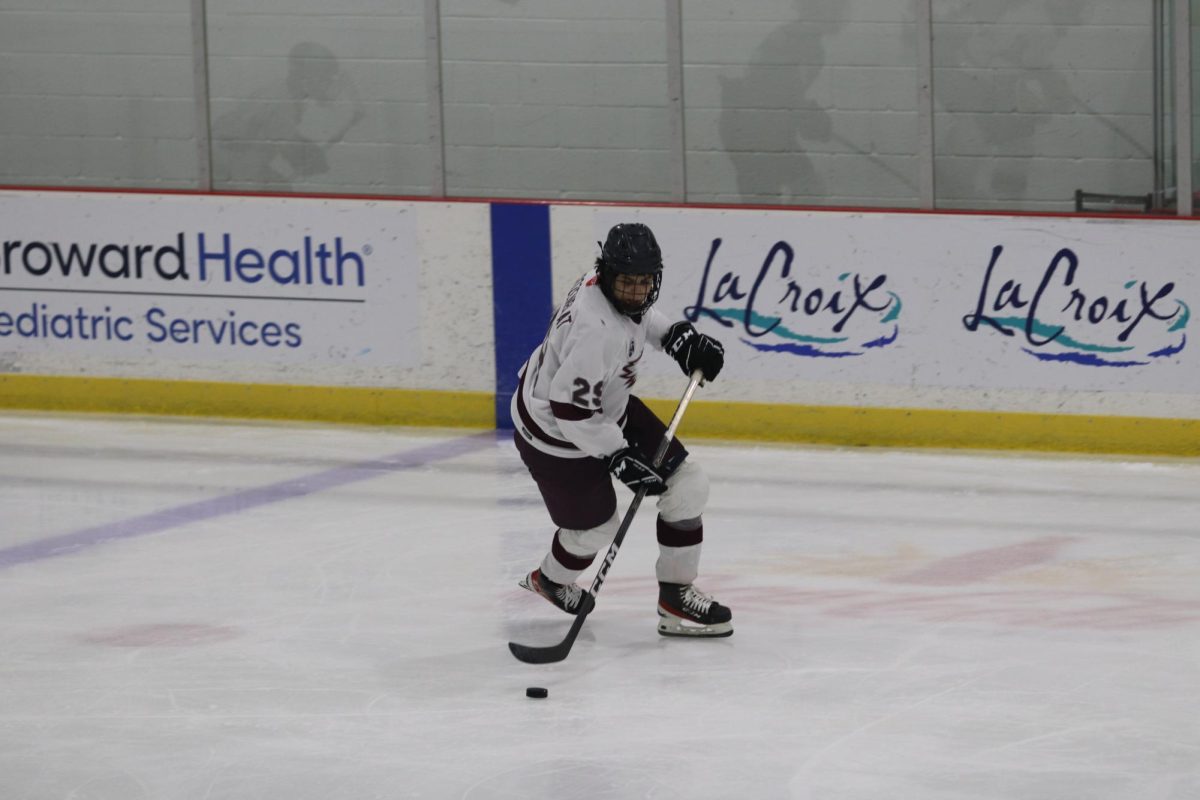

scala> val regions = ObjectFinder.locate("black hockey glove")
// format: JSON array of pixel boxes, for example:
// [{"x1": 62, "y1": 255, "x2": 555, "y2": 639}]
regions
[
  {"x1": 607, "y1": 446, "x2": 668, "y2": 495},
  {"x1": 663, "y1": 321, "x2": 724, "y2": 381}
]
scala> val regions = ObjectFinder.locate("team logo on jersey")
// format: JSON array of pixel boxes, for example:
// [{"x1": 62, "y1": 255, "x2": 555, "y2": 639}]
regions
[
  {"x1": 962, "y1": 245, "x2": 1188, "y2": 367},
  {"x1": 683, "y1": 238, "x2": 900, "y2": 358},
  {"x1": 620, "y1": 351, "x2": 642, "y2": 388}
]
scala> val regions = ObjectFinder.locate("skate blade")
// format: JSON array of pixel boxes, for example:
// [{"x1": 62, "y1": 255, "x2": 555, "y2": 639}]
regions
[{"x1": 656, "y1": 612, "x2": 733, "y2": 638}]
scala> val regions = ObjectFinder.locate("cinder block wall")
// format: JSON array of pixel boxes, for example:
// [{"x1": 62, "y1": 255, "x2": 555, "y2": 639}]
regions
[{"x1": 0, "y1": 1, "x2": 1160, "y2": 211}]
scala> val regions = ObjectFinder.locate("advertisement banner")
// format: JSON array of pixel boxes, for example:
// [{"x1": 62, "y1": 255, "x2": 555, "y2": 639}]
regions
[
  {"x1": 591, "y1": 208, "x2": 1197, "y2": 394},
  {"x1": 0, "y1": 192, "x2": 420, "y2": 367}
]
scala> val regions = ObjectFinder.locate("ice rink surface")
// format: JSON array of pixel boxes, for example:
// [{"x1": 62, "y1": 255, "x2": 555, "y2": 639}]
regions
[{"x1": 1, "y1": 412, "x2": 1198, "y2": 800}]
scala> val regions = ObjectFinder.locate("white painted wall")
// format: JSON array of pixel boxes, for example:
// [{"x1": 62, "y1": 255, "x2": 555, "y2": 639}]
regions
[{"x1": 0, "y1": 1, "x2": 1162, "y2": 211}]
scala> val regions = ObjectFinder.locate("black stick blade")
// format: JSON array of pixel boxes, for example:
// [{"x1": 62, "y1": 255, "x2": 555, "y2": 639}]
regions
[
  {"x1": 508, "y1": 596, "x2": 594, "y2": 664},
  {"x1": 508, "y1": 639, "x2": 571, "y2": 664}
]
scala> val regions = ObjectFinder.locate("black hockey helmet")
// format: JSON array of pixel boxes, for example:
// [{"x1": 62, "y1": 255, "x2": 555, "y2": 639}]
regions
[{"x1": 596, "y1": 222, "x2": 663, "y2": 316}]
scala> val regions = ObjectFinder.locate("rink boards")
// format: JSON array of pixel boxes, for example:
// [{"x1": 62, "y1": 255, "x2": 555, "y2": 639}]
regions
[{"x1": 1, "y1": 188, "x2": 1197, "y2": 455}]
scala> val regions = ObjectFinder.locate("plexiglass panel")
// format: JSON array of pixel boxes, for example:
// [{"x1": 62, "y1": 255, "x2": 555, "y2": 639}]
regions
[
  {"x1": 439, "y1": 1, "x2": 673, "y2": 201},
  {"x1": 0, "y1": 0, "x2": 196, "y2": 188},
  {"x1": 206, "y1": 1, "x2": 430, "y2": 195},
  {"x1": 1191, "y1": 0, "x2": 1200, "y2": 208},
  {"x1": 932, "y1": 2, "x2": 1155, "y2": 212},
  {"x1": 0, "y1": 0, "x2": 1185, "y2": 212},
  {"x1": 683, "y1": 1, "x2": 920, "y2": 208}
]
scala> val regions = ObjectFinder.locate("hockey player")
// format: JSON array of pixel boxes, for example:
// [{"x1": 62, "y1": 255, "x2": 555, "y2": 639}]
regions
[{"x1": 511, "y1": 222, "x2": 732, "y2": 637}]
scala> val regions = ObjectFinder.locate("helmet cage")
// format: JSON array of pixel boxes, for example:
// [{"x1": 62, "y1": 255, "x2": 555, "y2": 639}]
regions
[{"x1": 598, "y1": 262, "x2": 661, "y2": 316}]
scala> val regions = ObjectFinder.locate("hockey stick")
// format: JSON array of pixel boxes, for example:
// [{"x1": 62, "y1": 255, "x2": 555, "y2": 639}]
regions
[{"x1": 508, "y1": 369, "x2": 706, "y2": 665}]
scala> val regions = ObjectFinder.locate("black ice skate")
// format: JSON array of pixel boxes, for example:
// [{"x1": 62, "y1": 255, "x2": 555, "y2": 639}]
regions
[
  {"x1": 657, "y1": 582, "x2": 733, "y2": 638},
  {"x1": 519, "y1": 569, "x2": 586, "y2": 616}
]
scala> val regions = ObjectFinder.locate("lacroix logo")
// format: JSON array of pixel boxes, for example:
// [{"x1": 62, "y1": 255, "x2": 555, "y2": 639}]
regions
[
  {"x1": 683, "y1": 237, "x2": 901, "y2": 358},
  {"x1": 963, "y1": 245, "x2": 1188, "y2": 367}
]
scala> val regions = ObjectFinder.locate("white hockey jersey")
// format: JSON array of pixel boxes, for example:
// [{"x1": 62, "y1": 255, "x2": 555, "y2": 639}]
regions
[{"x1": 512, "y1": 271, "x2": 673, "y2": 460}]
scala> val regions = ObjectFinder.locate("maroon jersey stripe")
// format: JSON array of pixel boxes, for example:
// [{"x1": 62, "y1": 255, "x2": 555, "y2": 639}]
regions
[
  {"x1": 516, "y1": 371, "x2": 579, "y2": 451},
  {"x1": 551, "y1": 401, "x2": 596, "y2": 421}
]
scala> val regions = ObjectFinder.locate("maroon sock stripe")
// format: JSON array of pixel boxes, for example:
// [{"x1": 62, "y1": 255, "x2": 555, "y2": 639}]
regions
[
  {"x1": 551, "y1": 530, "x2": 597, "y2": 571},
  {"x1": 657, "y1": 518, "x2": 703, "y2": 548}
]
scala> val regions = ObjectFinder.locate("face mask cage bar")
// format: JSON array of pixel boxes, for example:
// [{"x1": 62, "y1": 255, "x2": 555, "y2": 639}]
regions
[{"x1": 598, "y1": 259, "x2": 661, "y2": 316}]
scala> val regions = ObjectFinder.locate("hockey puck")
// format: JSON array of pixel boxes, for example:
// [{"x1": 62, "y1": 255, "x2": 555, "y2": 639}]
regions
[{"x1": 525, "y1": 687, "x2": 548, "y2": 699}]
